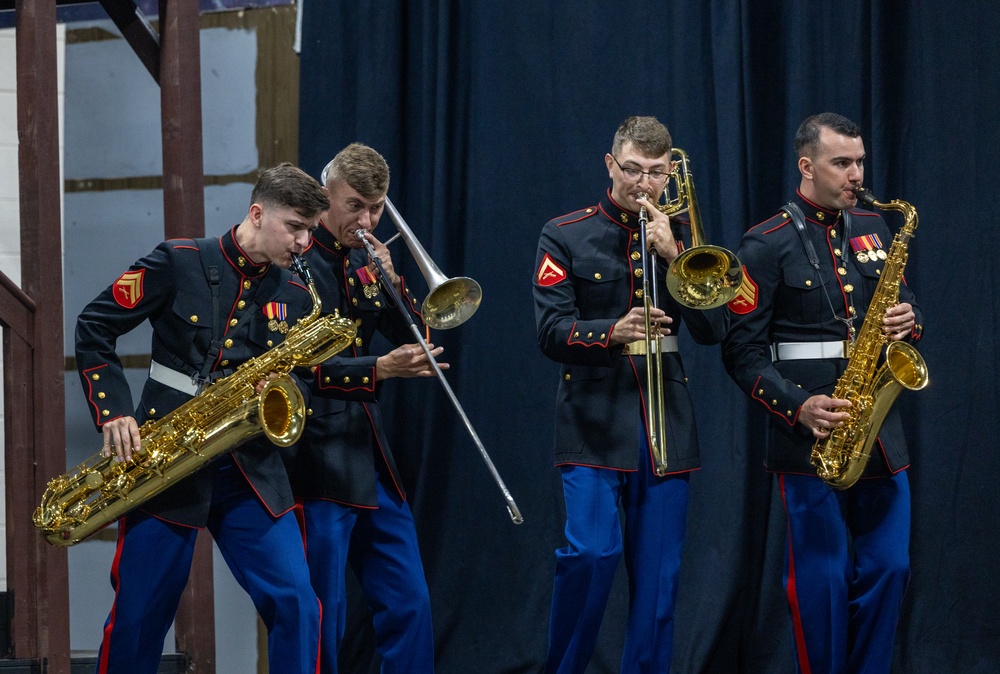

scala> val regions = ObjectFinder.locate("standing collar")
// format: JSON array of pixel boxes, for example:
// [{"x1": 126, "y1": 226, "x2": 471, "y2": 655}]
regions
[
  {"x1": 598, "y1": 189, "x2": 643, "y2": 229},
  {"x1": 309, "y1": 221, "x2": 349, "y2": 259},
  {"x1": 794, "y1": 190, "x2": 842, "y2": 227},
  {"x1": 221, "y1": 226, "x2": 271, "y2": 277}
]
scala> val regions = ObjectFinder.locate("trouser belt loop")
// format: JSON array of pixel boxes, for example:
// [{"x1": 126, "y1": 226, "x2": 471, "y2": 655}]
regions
[{"x1": 624, "y1": 335, "x2": 679, "y2": 356}]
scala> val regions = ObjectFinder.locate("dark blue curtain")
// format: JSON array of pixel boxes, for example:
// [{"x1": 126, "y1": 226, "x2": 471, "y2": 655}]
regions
[{"x1": 299, "y1": 2, "x2": 1000, "y2": 672}]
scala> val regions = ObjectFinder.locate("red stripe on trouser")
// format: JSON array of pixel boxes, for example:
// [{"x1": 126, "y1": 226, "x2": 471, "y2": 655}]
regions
[
  {"x1": 779, "y1": 474, "x2": 812, "y2": 674},
  {"x1": 98, "y1": 518, "x2": 129, "y2": 674}
]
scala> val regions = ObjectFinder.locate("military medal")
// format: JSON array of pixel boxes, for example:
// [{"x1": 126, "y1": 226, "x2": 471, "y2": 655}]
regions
[
  {"x1": 263, "y1": 302, "x2": 287, "y2": 332},
  {"x1": 849, "y1": 233, "x2": 884, "y2": 265},
  {"x1": 356, "y1": 266, "x2": 380, "y2": 299},
  {"x1": 857, "y1": 251, "x2": 870, "y2": 263},
  {"x1": 876, "y1": 249, "x2": 887, "y2": 260}
]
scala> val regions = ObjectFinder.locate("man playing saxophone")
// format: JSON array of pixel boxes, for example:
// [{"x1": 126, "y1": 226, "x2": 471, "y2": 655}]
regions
[
  {"x1": 75, "y1": 164, "x2": 329, "y2": 674},
  {"x1": 722, "y1": 113, "x2": 924, "y2": 673}
]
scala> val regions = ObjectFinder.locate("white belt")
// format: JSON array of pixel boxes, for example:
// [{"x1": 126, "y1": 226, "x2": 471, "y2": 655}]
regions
[
  {"x1": 148, "y1": 360, "x2": 201, "y2": 396},
  {"x1": 624, "y1": 335, "x2": 679, "y2": 356},
  {"x1": 771, "y1": 340, "x2": 850, "y2": 362}
]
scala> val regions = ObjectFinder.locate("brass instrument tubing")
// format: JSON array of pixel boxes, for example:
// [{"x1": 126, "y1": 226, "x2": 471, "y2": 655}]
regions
[
  {"x1": 355, "y1": 230, "x2": 523, "y2": 524},
  {"x1": 637, "y1": 199, "x2": 669, "y2": 475}
]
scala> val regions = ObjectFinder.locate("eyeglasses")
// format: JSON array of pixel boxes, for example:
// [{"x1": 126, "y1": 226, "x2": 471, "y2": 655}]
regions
[{"x1": 610, "y1": 155, "x2": 669, "y2": 183}]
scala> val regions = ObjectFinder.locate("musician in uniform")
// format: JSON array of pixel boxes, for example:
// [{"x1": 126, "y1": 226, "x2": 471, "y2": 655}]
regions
[
  {"x1": 721, "y1": 112, "x2": 924, "y2": 673},
  {"x1": 75, "y1": 164, "x2": 329, "y2": 674},
  {"x1": 288, "y1": 143, "x2": 438, "y2": 673},
  {"x1": 532, "y1": 116, "x2": 728, "y2": 673}
]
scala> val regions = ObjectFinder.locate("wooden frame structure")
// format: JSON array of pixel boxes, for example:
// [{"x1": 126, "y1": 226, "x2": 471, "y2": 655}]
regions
[{"x1": 2, "y1": 0, "x2": 213, "y2": 670}]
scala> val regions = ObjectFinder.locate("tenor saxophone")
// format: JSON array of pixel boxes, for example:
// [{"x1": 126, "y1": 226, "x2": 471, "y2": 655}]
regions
[
  {"x1": 33, "y1": 256, "x2": 358, "y2": 546},
  {"x1": 809, "y1": 188, "x2": 929, "y2": 489}
]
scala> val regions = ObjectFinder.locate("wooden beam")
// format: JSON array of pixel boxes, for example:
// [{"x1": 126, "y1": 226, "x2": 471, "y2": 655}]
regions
[
  {"x1": 14, "y1": 0, "x2": 70, "y2": 671},
  {"x1": 99, "y1": 0, "x2": 161, "y2": 82}
]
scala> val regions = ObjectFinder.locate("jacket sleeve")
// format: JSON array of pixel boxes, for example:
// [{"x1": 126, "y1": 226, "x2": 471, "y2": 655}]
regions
[
  {"x1": 75, "y1": 242, "x2": 175, "y2": 431},
  {"x1": 722, "y1": 230, "x2": 811, "y2": 427},
  {"x1": 533, "y1": 221, "x2": 620, "y2": 367}
]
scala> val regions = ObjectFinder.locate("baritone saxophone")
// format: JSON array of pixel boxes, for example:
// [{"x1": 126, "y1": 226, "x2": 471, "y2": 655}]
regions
[
  {"x1": 33, "y1": 255, "x2": 358, "y2": 546},
  {"x1": 809, "y1": 187, "x2": 929, "y2": 489}
]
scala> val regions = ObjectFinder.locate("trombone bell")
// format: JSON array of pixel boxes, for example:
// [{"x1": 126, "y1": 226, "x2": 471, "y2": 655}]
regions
[
  {"x1": 666, "y1": 245, "x2": 741, "y2": 310},
  {"x1": 423, "y1": 276, "x2": 482, "y2": 330}
]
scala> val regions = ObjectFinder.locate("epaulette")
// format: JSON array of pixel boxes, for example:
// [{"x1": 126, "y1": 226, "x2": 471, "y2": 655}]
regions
[
  {"x1": 551, "y1": 206, "x2": 600, "y2": 227},
  {"x1": 751, "y1": 210, "x2": 794, "y2": 236}
]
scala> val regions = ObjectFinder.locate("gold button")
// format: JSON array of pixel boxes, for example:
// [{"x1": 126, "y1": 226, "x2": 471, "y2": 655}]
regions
[
  {"x1": 267, "y1": 340, "x2": 273, "y2": 347},
  {"x1": 805, "y1": 280, "x2": 812, "y2": 287},
  {"x1": 238, "y1": 300, "x2": 246, "y2": 310},
  {"x1": 229, "y1": 318, "x2": 238, "y2": 327},
  {"x1": 224, "y1": 339, "x2": 233, "y2": 349},
  {"x1": 243, "y1": 280, "x2": 252, "y2": 290},
  {"x1": 190, "y1": 315, "x2": 198, "y2": 323},
  {"x1": 98, "y1": 392, "x2": 106, "y2": 399},
  {"x1": 375, "y1": 301, "x2": 382, "y2": 308},
  {"x1": 758, "y1": 389, "x2": 764, "y2": 394},
  {"x1": 834, "y1": 248, "x2": 842, "y2": 257},
  {"x1": 352, "y1": 298, "x2": 359, "y2": 306},
  {"x1": 816, "y1": 212, "x2": 826, "y2": 221},
  {"x1": 220, "y1": 360, "x2": 229, "y2": 366},
  {"x1": 633, "y1": 232, "x2": 639, "y2": 241},
  {"x1": 631, "y1": 251, "x2": 641, "y2": 261},
  {"x1": 586, "y1": 332, "x2": 593, "y2": 338},
  {"x1": 362, "y1": 376, "x2": 370, "y2": 384},
  {"x1": 92, "y1": 374, "x2": 100, "y2": 381},
  {"x1": 324, "y1": 376, "x2": 331, "y2": 383},
  {"x1": 348, "y1": 277, "x2": 355, "y2": 286},
  {"x1": 355, "y1": 337, "x2": 363, "y2": 347},
  {"x1": 573, "y1": 331, "x2": 579, "y2": 338},
  {"x1": 876, "y1": 268, "x2": 881, "y2": 275},
  {"x1": 844, "y1": 284, "x2": 854, "y2": 292},
  {"x1": 102, "y1": 409, "x2": 110, "y2": 417},
  {"x1": 830, "y1": 229, "x2": 837, "y2": 238},
  {"x1": 635, "y1": 289, "x2": 644, "y2": 298},
  {"x1": 594, "y1": 272, "x2": 602, "y2": 280},
  {"x1": 838, "y1": 267, "x2": 847, "y2": 276},
  {"x1": 787, "y1": 410, "x2": 793, "y2": 416},
  {"x1": 343, "y1": 376, "x2": 351, "y2": 384},
  {"x1": 600, "y1": 333, "x2": 606, "y2": 340},
  {"x1": 307, "y1": 408, "x2": 313, "y2": 416},
  {"x1": 772, "y1": 399, "x2": 778, "y2": 405},
  {"x1": 634, "y1": 268, "x2": 643, "y2": 278},
  {"x1": 564, "y1": 373, "x2": 571, "y2": 381},
  {"x1": 149, "y1": 408, "x2": 156, "y2": 416},
  {"x1": 849, "y1": 307, "x2": 857, "y2": 316}
]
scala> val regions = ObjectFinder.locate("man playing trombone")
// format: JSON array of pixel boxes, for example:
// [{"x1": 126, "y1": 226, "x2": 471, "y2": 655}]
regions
[
  {"x1": 286, "y1": 143, "x2": 441, "y2": 672},
  {"x1": 532, "y1": 116, "x2": 728, "y2": 672}
]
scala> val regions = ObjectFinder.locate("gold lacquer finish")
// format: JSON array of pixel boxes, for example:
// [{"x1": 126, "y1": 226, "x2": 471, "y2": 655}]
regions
[
  {"x1": 33, "y1": 256, "x2": 359, "y2": 546},
  {"x1": 652, "y1": 149, "x2": 743, "y2": 310},
  {"x1": 636, "y1": 197, "x2": 669, "y2": 476},
  {"x1": 810, "y1": 188, "x2": 929, "y2": 489}
]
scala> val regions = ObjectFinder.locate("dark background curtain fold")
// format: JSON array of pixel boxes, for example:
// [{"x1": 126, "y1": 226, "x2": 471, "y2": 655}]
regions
[{"x1": 298, "y1": 2, "x2": 1000, "y2": 672}]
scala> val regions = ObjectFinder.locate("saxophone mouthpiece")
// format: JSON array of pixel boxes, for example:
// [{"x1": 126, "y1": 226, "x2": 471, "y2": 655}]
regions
[
  {"x1": 291, "y1": 254, "x2": 314, "y2": 284},
  {"x1": 853, "y1": 185, "x2": 877, "y2": 207}
]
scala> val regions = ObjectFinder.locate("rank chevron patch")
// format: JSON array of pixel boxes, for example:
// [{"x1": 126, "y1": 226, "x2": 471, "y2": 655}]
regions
[
  {"x1": 536, "y1": 253, "x2": 567, "y2": 287},
  {"x1": 112, "y1": 269, "x2": 145, "y2": 309},
  {"x1": 727, "y1": 266, "x2": 758, "y2": 315}
]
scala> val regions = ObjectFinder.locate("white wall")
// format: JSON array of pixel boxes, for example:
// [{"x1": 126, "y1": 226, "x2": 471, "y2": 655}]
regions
[{"x1": 0, "y1": 22, "x2": 66, "y2": 593}]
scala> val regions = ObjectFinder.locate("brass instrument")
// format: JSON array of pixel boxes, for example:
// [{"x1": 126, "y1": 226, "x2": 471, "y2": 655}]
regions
[
  {"x1": 636, "y1": 200, "x2": 669, "y2": 476},
  {"x1": 651, "y1": 148, "x2": 742, "y2": 309},
  {"x1": 382, "y1": 197, "x2": 482, "y2": 329},
  {"x1": 33, "y1": 256, "x2": 359, "y2": 546},
  {"x1": 354, "y1": 213, "x2": 523, "y2": 524},
  {"x1": 810, "y1": 187, "x2": 929, "y2": 489}
]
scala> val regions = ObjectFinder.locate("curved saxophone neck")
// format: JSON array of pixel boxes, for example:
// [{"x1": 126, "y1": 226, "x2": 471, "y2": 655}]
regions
[
  {"x1": 853, "y1": 186, "x2": 919, "y2": 233},
  {"x1": 291, "y1": 254, "x2": 323, "y2": 323}
]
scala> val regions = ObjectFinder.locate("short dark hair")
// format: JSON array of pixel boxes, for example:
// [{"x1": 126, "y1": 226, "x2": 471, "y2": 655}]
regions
[
  {"x1": 795, "y1": 113, "x2": 862, "y2": 158},
  {"x1": 611, "y1": 116, "x2": 672, "y2": 158},
  {"x1": 321, "y1": 143, "x2": 390, "y2": 200},
  {"x1": 251, "y1": 162, "x2": 329, "y2": 218}
]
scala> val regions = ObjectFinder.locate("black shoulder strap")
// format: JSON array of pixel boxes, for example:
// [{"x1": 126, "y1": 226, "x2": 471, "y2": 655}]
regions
[
  {"x1": 193, "y1": 238, "x2": 225, "y2": 383},
  {"x1": 781, "y1": 202, "x2": 820, "y2": 271}
]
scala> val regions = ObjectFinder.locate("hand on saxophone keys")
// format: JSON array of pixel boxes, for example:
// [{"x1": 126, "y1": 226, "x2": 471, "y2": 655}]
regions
[
  {"x1": 611, "y1": 306, "x2": 673, "y2": 344},
  {"x1": 800, "y1": 395, "x2": 852, "y2": 439},
  {"x1": 102, "y1": 415, "x2": 142, "y2": 462},
  {"x1": 883, "y1": 302, "x2": 915, "y2": 341}
]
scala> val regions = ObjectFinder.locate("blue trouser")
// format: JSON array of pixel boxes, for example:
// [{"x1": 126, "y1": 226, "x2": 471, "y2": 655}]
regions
[
  {"x1": 95, "y1": 459, "x2": 320, "y2": 674},
  {"x1": 301, "y1": 476, "x2": 434, "y2": 674},
  {"x1": 778, "y1": 472, "x2": 911, "y2": 674},
  {"x1": 545, "y1": 436, "x2": 690, "y2": 674}
]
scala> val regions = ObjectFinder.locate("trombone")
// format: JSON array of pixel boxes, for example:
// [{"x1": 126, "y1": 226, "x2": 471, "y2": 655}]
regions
[
  {"x1": 637, "y1": 200, "x2": 670, "y2": 476},
  {"x1": 356, "y1": 198, "x2": 523, "y2": 524},
  {"x1": 653, "y1": 148, "x2": 742, "y2": 310}
]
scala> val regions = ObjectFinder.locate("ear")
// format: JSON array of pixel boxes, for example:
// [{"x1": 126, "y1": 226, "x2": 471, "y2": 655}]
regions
[
  {"x1": 798, "y1": 155, "x2": 814, "y2": 181},
  {"x1": 249, "y1": 203, "x2": 263, "y2": 227},
  {"x1": 605, "y1": 153, "x2": 615, "y2": 178}
]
